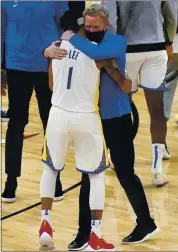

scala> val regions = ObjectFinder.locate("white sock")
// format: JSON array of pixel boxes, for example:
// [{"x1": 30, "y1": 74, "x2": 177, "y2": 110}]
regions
[
  {"x1": 91, "y1": 220, "x2": 102, "y2": 238},
  {"x1": 41, "y1": 209, "x2": 51, "y2": 224},
  {"x1": 40, "y1": 163, "x2": 57, "y2": 198}
]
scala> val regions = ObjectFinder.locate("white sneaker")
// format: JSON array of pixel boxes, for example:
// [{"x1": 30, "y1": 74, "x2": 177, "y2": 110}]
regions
[
  {"x1": 53, "y1": 195, "x2": 64, "y2": 202},
  {"x1": 163, "y1": 148, "x2": 171, "y2": 160},
  {"x1": 39, "y1": 220, "x2": 55, "y2": 250},
  {"x1": 152, "y1": 173, "x2": 168, "y2": 187},
  {"x1": 151, "y1": 144, "x2": 168, "y2": 186}
]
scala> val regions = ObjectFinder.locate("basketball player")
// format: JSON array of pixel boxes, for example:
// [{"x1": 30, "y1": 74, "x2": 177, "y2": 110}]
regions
[
  {"x1": 116, "y1": 0, "x2": 177, "y2": 186},
  {"x1": 38, "y1": 11, "x2": 132, "y2": 250},
  {"x1": 45, "y1": 4, "x2": 159, "y2": 249}
]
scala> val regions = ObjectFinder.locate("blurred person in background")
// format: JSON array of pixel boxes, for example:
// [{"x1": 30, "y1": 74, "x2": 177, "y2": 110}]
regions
[
  {"x1": 164, "y1": 23, "x2": 178, "y2": 126},
  {"x1": 1, "y1": 1, "x2": 69, "y2": 203},
  {"x1": 106, "y1": 0, "x2": 177, "y2": 186}
]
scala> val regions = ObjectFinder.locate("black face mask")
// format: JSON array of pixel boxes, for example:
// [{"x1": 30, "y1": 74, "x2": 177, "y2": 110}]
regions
[{"x1": 84, "y1": 29, "x2": 106, "y2": 43}]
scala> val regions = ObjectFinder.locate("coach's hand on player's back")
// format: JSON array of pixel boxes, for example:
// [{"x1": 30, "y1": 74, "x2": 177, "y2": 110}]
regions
[{"x1": 44, "y1": 40, "x2": 68, "y2": 60}]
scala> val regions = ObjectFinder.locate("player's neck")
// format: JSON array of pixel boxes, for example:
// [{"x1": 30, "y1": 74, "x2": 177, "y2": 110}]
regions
[{"x1": 78, "y1": 27, "x2": 87, "y2": 40}]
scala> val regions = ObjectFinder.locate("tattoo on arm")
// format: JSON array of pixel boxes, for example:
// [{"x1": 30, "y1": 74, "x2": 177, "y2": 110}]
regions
[{"x1": 104, "y1": 60, "x2": 132, "y2": 93}]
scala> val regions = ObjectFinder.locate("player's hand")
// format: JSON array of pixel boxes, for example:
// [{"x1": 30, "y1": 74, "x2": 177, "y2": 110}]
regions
[
  {"x1": 96, "y1": 59, "x2": 120, "y2": 70},
  {"x1": 96, "y1": 59, "x2": 113, "y2": 69},
  {"x1": 1, "y1": 83, "x2": 7, "y2": 96},
  {"x1": 44, "y1": 41, "x2": 68, "y2": 60},
  {"x1": 1, "y1": 70, "x2": 7, "y2": 96},
  {"x1": 61, "y1": 30, "x2": 75, "y2": 41},
  {"x1": 166, "y1": 45, "x2": 173, "y2": 61}
]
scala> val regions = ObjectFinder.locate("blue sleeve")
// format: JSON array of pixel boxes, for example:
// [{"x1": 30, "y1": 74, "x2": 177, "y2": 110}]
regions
[
  {"x1": 70, "y1": 34, "x2": 127, "y2": 60},
  {"x1": 1, "y1": 4, "x2": 7, "y2": 67}
]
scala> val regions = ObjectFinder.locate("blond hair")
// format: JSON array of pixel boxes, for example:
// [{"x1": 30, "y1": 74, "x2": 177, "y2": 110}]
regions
[{"x1": 83, "y1": 4, "x2": 109, "y2": 21}]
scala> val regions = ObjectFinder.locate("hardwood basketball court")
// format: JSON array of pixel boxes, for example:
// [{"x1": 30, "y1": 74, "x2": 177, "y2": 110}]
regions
[{"x1": 1, "y1": 88, "x2": 178, "y2": 251}]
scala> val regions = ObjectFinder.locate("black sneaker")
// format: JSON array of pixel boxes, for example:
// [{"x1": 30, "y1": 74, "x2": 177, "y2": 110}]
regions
[
  {"x1": 122, "y1": 221, "x2": 159, "y2": 244},
  {"x1": 54, "y1": 172, "x2": 64, "y2": 202},
  {"x1": 2, "y1": 178, "x2": 17, "y2": 203},
  {"x1": 68, "y1": 233, "x2": 89, "y2": 251}
]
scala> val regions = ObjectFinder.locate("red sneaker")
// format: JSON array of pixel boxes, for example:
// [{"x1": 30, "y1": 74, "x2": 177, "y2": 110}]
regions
[
  {"x1": 39, "y1": 220, "x2": 55, "y2": 250},
  {"x1": 87, "y1": 232, "x2": 115, "y2": 251}
]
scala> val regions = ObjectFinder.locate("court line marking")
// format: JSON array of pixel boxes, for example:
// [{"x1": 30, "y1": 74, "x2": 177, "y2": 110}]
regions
[{"x1": 1, "y1": 181, "x2": 81, "y2": 221}]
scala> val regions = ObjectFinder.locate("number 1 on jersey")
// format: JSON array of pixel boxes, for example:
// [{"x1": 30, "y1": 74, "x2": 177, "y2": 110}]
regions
[{"x1": 67, "y1": 67, "x2": 73, "y2": 89}]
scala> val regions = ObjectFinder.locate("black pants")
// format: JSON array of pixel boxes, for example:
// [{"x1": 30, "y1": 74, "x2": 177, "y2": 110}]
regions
[
  {"x1": 5, "y1": 70, "x2": 52, "y2": 177},
  {"x1": 78, "y1": 114, "x2": 152, "y2": 239}
]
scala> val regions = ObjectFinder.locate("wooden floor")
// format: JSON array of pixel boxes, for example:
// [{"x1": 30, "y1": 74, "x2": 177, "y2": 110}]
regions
[{"x1": 1, "y1": 88, "x2": 178, "y2": 251}]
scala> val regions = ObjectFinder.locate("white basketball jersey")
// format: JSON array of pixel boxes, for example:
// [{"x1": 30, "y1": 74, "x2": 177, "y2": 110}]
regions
[{"x1": 52, "y1": 41, "x2": 100, "y2": 112}]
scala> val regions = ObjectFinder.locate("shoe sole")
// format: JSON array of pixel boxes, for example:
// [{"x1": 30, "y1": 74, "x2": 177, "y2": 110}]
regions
[
  {"x1": 152, "y1": 173, "x2": 168, "y2": 187},
  {"x1": 122, "y1": 226, "x2": 160, "y2": 245},
  {"x1": 53, "y1": 195, "x2": 64, "y2": 202},
  {"x1": 162, "y1": 156, "x2": 171, "y2": 160},
  {"x1": 68, "y1": 242, "x2": 88, "y2": 251},
  {"x1": 85, "y1": 245, "x2": 115, "y2": 251},
  {"x1": 152, "y1": 178, "x2": 168, "y2": 187},
  {"x1": 2, "y1": 197, "x2": 16, "y2": 203},
  {"x1": 39, "y1": 232, "x2": 55, "y2": 250},
  {"x1": 153, "y1": 182, "x2": 168, "y2": 187},
  {"x1": 1, "y1": 118, "x2": 9, "y2": 122},
  {"x1": 162, "y1": 153, "x2": 171, "y2": 160}
]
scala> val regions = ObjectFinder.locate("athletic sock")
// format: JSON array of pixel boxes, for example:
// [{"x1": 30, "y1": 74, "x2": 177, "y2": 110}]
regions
[
  {"x1": 91, "y1": 219, "x2": 102, "y2": 238},
  {"x1": 41, "y1": 209, "x2": 51, "y2": 224}
]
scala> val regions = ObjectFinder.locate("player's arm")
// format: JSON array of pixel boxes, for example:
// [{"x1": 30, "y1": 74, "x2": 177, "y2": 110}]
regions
[
  {"x1": 96, "y1": 60, "x2": 132, "y2": 93},
  {"x1": 162, "y1": 0, "x2": 177, "y2": 43},
  {"x1": 48, "y1": 60, "x2": 53, "y2": 91},
  {"x1": 161, "y1": 0, "x2": 178, "y2": 59},
  {"x1": 1, "y1": 4, "x2": 7, "y2": 70},
  {"x1": 63, "y1": 32, "x2": 126, "y2": 60}
]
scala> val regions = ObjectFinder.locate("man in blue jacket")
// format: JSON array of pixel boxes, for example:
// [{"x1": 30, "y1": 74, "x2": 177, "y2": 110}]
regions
[
  {"x1": 1, "y1": 1, "x2": 69, "y2": 203},
  {"x1": 44, "y1": 4, "x2": 158, "y2": 248}
]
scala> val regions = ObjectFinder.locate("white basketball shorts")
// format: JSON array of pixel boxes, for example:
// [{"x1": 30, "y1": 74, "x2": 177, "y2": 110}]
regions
[
  {"x1": 42, "y1": 106, "x2": 109, "y2": 174},
  {"x1": 126, "y1": 50, "x2": 168, "y2": 93}
]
